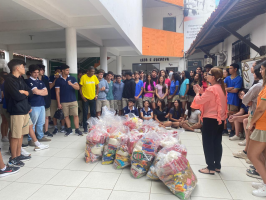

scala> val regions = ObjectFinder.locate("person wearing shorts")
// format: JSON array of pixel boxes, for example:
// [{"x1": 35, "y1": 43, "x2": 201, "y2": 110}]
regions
[
  {"x1": 55, "y1": 64, "x2": 83, "y2": 137},
  {"x1": 113, "y1": 75, "x2": 124, "y2": 116},
  {"x1": 5, "y1": 59, "x2": 33, "y2": 167},
  {"x1": 106, "y1": 71, "x2": 115, "y2": 109},
  {"x1": 96, "y1": 69, "x2": 109, "y2": 116},
  {"x1": 156, "y1": 76, "x2": 168, "y2": 105},
  {"x1": 122, "y1": 72, "x2": 135, "y2": 110},
  {"x1": 134, "y1": 71, "x2": 144, "y2": 113}
]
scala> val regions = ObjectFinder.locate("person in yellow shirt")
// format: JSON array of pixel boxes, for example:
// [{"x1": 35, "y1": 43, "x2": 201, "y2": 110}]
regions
[{"x1": 79, "y1": 66, "x2": 99, "y2": 133}]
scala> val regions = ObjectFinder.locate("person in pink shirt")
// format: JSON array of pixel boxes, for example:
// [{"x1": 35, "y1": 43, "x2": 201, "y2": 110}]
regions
[
  {"x1": 143, "y1": 74, "x2": 156, "y2": 109},
  {"x1": 193, "y1": 68, "x2": 227, "y2": 175}
]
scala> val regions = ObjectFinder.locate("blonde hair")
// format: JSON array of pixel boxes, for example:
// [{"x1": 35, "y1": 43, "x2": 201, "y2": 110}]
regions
[{"x1": 210, "y1": 68, "x2": 226, "y2": 95}]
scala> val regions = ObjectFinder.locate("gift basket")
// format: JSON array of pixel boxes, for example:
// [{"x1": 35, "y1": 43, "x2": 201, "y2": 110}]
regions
[
  {"x1": 123, "y1": 113, "x2": 143, "y2": 130},
  {"x1": 130, "y1": 131, "x2": 161, "y2": 178},
  {"x1": 156, "y1": 151, "x2": 197, "y2": 200}
]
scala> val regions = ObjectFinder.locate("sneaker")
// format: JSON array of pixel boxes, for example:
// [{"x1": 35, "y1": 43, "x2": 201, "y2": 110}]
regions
[
  {"x1": 250, "y1": 165, "x2": 256, "y2": 170},
  {"x1": 229, "y1": 130, "x2": 235, "y2": 138},
  {"x1": 0, "y1": 166, "x2": 20, "y2": 177},
  {"x1": 17, "y1": 154, "x2": 31, "y2": 162},
  {"x1": 222, "y1": 129, "x2": 229, "y2": 136},
  {"x1": 246, "y1": 169, "x2": 261, "y2": 179},
  {"x1": 83, "y1": 130, "x2": 88, "y2": 134},
  {"x1": 64, "y1": 128, "x2": 73, "y2": 137},
  {"x1": 232, "y1": 150, "x2": 247, "y2": 159},
  {"x1": 22, "y1": 143, "x2": 28, "y2": 149},
  {"x1": 7, "y1": 157, "x2": 25, "y2": 167},
  {"x1": 44, "y1": 131, "x2": 53, "y2": 137},
  {"x1": 252, "y1": 185, "x2": 266, "y2": 197},
  {"x1": 39, "y1": 137, "x2": 51, "y2": 142},
  {"x1": 245, "y1": 158, "x2": 252, "y2": 164},
  {"x1": 21, "y1": 148, "x2": 31, "y2": 157},
  {"x1": 194, "y1": 129, "x2": 201, "y2": 133},
  {"x1": 229, "y1": 134, "x2": 242, "y2": 141},
  {"x1": 60, "y1": 127, "x2": 67, "y2": 133},
  {"x1": 238, "y1": 139, "x2": 246, "y2": 146},
  {"x1": 34, "y1": 143, "x2": 49, "y2": 151},
  {"x1": 52, "y1": 128, "x2": 58, "y2": 135},
  {"x1": 252, "y1": 182, "x2": 263, "y2": 189},
  {"x1": 75, "y1": 129, "x2": 83, "y2": 136},
  {"x1": 28, "y1": 140, "x2": 35, "y2": 147},
  {"x1": 1, "y1": 136, "x2": 9, "y2": 142}
]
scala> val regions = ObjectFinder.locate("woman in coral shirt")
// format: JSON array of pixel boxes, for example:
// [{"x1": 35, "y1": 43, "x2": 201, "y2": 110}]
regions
[
  {"x1": 247, "y1": 61, "x2": 266, "y2": 197},
  {"x1": 193, "y1": 68, "x2": 227, "y2": 175}
]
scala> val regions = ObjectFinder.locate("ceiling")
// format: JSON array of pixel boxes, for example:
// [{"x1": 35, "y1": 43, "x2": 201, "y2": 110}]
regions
[{"x1": 143, "y1": 0, "x2": 170, "y2": 8}]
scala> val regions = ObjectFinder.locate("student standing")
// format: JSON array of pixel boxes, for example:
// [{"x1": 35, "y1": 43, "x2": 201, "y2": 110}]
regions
[
  {"x1": 134, "y1": 71, "x2": 143, "y2": 113},
  {"x1": 143, "y1": 74, "x2": 156, "y2": 109},
  {"x1": 168, "y1": 73, "x2": 181, "y2": 108},
  {"x1": 106, "y1": 71, "x2": 114, "y2": 109},
  {"x1": 151, "y1": 69, "x2": 158, "y2": 83},
  {"x1": 159, "y1": 70, "x2": 171, "y2": 87},
  {"x1": 79, "y1": 66, "x2": 99, "y2": 133},
  {"x1": 113, "y1": 75, "x2": 124, "y2": 116},
  {"x1": 96, "y1": 69, "x2": 109, "y2": 116},
  {"x1": 179, "y1": 71, "x2": 190, "y2": 116},
  {"x1": 55, "y1": 64, "x2": 83, "y2": 136},
  {"x1": 187, "y1": 73, "x2": 202, "y2": 107},
  {"x1": 122, "y1": 72, "x2": 135, "y2": 109},
  {"x1": 224, "y1": 63, "x2": 243, "y2": 137},
  {"x1": 27, "y1": 65, "x2": 51, "y2": 145},
  {"x1": 156, "y1": 76, "x2": 168, "y2": 104},
  {"x1": 5, "y1": 59, "x2": 33, "y2": 167}
]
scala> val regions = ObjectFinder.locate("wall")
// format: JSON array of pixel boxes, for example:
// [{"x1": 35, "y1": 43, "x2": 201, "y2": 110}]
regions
[
  {"x1": 97, "y1": 0, "x2": 143, "y2": 54},
  {"x1": 209, "y1": 13, "x2": 266, "y2": 66},
  {"x1": 143, "y1": 6, "x2": 183, "y2": 33},
  {"x1": 108, "y1": 56, "x2": 184, "y2": 73}
]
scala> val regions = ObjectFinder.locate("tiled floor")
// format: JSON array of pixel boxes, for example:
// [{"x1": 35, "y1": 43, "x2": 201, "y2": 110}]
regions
[{"x1": 0, "y1": 130, "x2": 263, "y2": 200}]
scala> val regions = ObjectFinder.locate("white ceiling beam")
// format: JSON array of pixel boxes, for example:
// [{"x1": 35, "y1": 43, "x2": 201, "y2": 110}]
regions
[
  {"x1": 0, "y1": 19, "x2": 62, "y2": 33},
  {"x1": 70, "y1": 16, "x2": 112, "y2": 29},
  {"x1": 0, "y1": 44, "x2": 8, "y2": 50},
  {"x1": 77, "y1": 30, "x2": 103, "y2": 47},
  {"x1": 107, "y1": 48, "x2": 119, "y2": 56},
  {"x1": 119, "y1": 51, "x2": 139, "y2": 56},
  {"x1": 103, "y1": 39, "x2": 128, "y2": 47},
  {"x1": 46, "y1": 52, "x2": 114, "y2": 59}
]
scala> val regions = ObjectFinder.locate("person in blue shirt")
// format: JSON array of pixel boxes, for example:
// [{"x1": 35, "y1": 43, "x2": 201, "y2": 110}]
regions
[
  {"x1": 49, "y1": 67, "x2": 66, "y2": 134},
  {"x1": 224, "y1": 63, "x2": 243, "y2": 137},
  {"x1": 168, "y1": 72, "x2": 182, "y2": 109},
  {"x1": 113, "y1": 75, "x2": 124, "y2": 116},
  {"x1": 55, "y1": 64, "x2": 83, "y2": 136},
  {"x1": 134, "y1": 71, "x2": 144, "y2": 114},
  {"x1": 179, "y1": 71, "x2": 190, "y2": 116},
  {"x1": 26, "y1": 65, "x2": 50, "y2": 145},
  {"x1": 140, "y1": 100, "x2": 153, "y2": 121},
  {"x1": 96, "y1": 69, "x2": 109, "y2": 117},
  {"x1": 123, "y1": 98, "x2": 139, "y2": 117}
]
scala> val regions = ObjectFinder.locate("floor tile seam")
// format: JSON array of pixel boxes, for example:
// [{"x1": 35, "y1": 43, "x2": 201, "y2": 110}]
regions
[
  {"x1": 112, "y1": 188, "x2": 155, "y2": 194},
  {"x1": 220, "y1": 176, "x2": 235, "y2": 200},
  {"x1": 25, "y1": 183, "x2": 46, "y2": 200},
  {"x1": 0, "y1": 180, "x2": 12, "y2": 192}
]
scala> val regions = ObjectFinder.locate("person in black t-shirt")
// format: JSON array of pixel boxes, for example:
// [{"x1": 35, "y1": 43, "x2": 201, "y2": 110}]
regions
[
  {"x1": 154, "y1": 99, "x2": 172, "y2": 127},
  {"x1": 169, "y1": 100, "x2": 183, "y2": 128}
]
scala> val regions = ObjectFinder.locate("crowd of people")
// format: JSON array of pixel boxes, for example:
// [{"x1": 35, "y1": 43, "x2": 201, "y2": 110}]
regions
[{"x1": 0, "y1": 58, "x2": 266, "y2": 197}]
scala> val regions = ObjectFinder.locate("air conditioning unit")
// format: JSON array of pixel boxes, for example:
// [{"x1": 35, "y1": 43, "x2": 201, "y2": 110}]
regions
[
  {"x1": 215, "y1": 51, "x2": 227, "y2": 66},
  {"x1": 204, "y1": 57, "x2": 213, "y2": 66}
]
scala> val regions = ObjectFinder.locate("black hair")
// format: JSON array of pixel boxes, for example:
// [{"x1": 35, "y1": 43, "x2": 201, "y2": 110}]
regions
[
  {"x1": 254, "y1": 64, "x2": 263, "y2": 80},
  {"x1": 172, "y1": 72, "x2": 182, "y2": 84},
  {"x1": 107, "y1": 71, "x2": 113, "y2": 75},
  {"x1": 187, "y1": 106, "x2": 192, "y2": 119},
  {"x1": 194, "y1": 73, "x2": 202, "y2": 84},
  {"x1": 152, "y1": 69, "x2": 158, "y2": 74},
  {"x1": 158, "y1": 76, "x2": 167, "y2": 94},
  {"x1": 103, "y1": 73, "x2": 108, "y2": 78},
  {"x1": 134, "y1": 71, "x2": 139, "y2": 75},
  {"x1": 60, "y1": 64, "x2": 70, "y2": 70},
  {"x1": 239, "y1": 88, "x2": 248, "y2": 94},
  {"x1": 98, "y1": 69, "x2": 105, "y2": 74},
  {"x1": 128, "y1": 98, "x2": 135, "y2": 104},
  {"x1": 37, "y1": 64, "x2": 45, "y2": 70},
  {"x1": 125, "y1": 71, "x2": 132, "y2": 76},
  {"x1": 29, "y1": 64, "x2": 40, "y2": 73},
  {"x1": 159, "y1": 70, "x2": 168, "y2": 78},
  {"x1": 173, "y1": 100, "x2": 182, "y2": 119},
  {"x1": 182, "y1": 71, "x2": 190, "y2": 82},
  {"x1": 7, "y1": 59, "x2": 26, "y2": 72},
  {"x1": 88, "y1": 66, "x2": 95, "y2": 71},
  {"x1": 157, "y1": 98, "x2": 166, "y2": 111},
  {"x1": 144, "y1": 74, "x2": 154, "y2": 91},
  {"x1": 223, "y1": 68, "x2": 229, "y2": 75},
  {"x1": 196, "y1": 66, "x2": 202, "y2": 71},
  {"x1": 143, "y1": 100, "x2": 150, "y2": 106},
  {"x1": 230, "y1": 63, "x2": 240, "y2": 70},
  {"x1": 204, "y1": 64, "x2": 213, "y2": 69},
  {"x1": 26, "y1": 71, "x2": 31, "y2": 76},
  {"x1": 139, "y1": 70, "x2": 144, "y2": 74},
  {"x1": 190, "y1": 70, "x2": 196, "y2": 77},
  {"x1": 55, "y1": 67, "x2": 61, "y2": 71},
  {"x1": 116, "y1": 75, "x2": 121, "y2": 78}
]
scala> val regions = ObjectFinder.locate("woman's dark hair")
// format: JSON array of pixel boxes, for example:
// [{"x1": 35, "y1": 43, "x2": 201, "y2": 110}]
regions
[
  {"x1": 159, "y1": 70, "x2": 168, "y2": 78},
  {"x1": 143, "y1": 100, "x2": 150, "y2": 106},
  {"x1": 190, "y1": 70, "x2": 196, "y2": 77},
  {"x1": 172, "y1": 72, "x2": 182, "y2": 84},
  {"x1": 254, "y1": 64, "x2": 263, "y2": 80},
  {"x1": 239, "y1": 88, "x2": 249, "y2": 94},
  {"x1": 224, "y1": 68, "x2": 229, "y2": 75},
  {"x1": 145, "y1": 74, "x2": 154, "y2": 91},
  {"x1": 182, "y1": 71, "x2": 190, "y2": 82},
  {"x1": 158, "y1": 76, "x2": 167, "y2": 94},
  {"x1": 157, "y1": 99, "x2": 166, "y2": 110},
  {"x1": 194, "y1": 73, "x2": 202, "y2": 84},
  {"x1": 173, "y1": 100, "x2": 182, "y2": 119},
  {"x1": 187, "y1": 106, "x2": 192, "y2": 119}
]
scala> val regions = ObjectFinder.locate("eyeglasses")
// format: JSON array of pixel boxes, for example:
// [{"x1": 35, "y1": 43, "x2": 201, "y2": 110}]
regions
[{"x1": 208, "y1": 73, "x2": 214, "y2": 76}]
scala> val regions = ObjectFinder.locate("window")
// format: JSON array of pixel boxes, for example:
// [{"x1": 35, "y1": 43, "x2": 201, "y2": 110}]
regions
[
  {"x1": 132, "y1": 63, "x2": 160, "y2": 74},
  {"x1": 163, "y1": 17, "x2": 176, "y2": 32},
  {"x1": 232, "y1": 35, "x2": 250, "y2": 63}
]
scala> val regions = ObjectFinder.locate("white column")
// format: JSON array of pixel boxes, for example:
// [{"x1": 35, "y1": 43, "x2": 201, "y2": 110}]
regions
[
  {"x1": 4, "y1": 50, "x2": 13, "y2": 73},
  {"x1": 65, "y1": 27, "x2": 77, "y2": 74},
  {"x1": 100, "y1": 47, "x2": 107, "y2": 72},
  {"x1": 116, "y1": 56, "x2": 122, "y2": 75},
  {"x1": 42, "y1": 59, "x2": 48, "y2": 76}
]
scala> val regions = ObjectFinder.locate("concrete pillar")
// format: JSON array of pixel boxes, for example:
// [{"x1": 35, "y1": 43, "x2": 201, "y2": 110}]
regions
[
  {"x1": 4, "y1": 50, "x2": 13, "y2": 73},
  {"x1": 65, "y1": 27, "x2": 77, "y2": 75},
  {"x1": 42, "y1": 59, "x2": 48, "y2": 76},
  {"x1": 100, "y1": 47, "x2": 107, "y2": 72},
  {"x1": 116, "y1": 56, "x2": 122, "y2": 75}
]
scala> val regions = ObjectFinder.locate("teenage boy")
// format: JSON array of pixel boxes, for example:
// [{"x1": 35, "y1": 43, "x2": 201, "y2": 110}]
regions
[
  {"x1": 113, "y1": 75, "x2": 124, "y2": 116},
  {"x1": 224, "y1": 63, "x2": 243, "y2": 137},
  {"x1": 134, "y1": 71, "x2": 143, "y2": 113},
  {"x1": 96, "y1": 69, "x2": 109, "y2": 116},
  {"x1": 196, "y1": 67, "x2": 202, "y2": 74},
  {"x1": 106, "y1": 71, "x2": 114, "y2": 109},
  {"x1": 151, "y1": 69, "x2": 158, "y2": 83},
  {"x1": 123, "y1": 98, "x2": 139, "y2": 116},
  {"x1": 38, "y1": 64, "x2": 52, "y2": 137},
  {"x1": 55, "y1": 64, "x2": 83, "y2": 136},
  {"x1": 80, "y1": 66, "x2": 99, "y2": 133},
  {"x1": 49, "y1": 67, "x2": 66, "y2": 134},
  {"x1": 27, "y1": 64, "x2": 51, "y2": 145},
  {"x1": 5, "y1": 59, "x2": 33, "y2": 167},
  {"x1": 122, "y1": 72, "x2": 135, "y2": 109}
]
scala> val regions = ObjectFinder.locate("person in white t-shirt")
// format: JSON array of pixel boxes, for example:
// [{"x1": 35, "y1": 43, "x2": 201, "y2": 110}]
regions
[{"x1": 180, "y1": 106, "x2": 202, "y2": 132}]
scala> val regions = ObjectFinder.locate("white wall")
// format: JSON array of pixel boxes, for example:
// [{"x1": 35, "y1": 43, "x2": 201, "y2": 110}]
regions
[
  {"x1": 108, "y1": 56, "x2": 184, "y2": 73},
  {"x1": 97, "y1": 0, "x2": 143, "y2": 54},
  {"x1": 209, "y1": 13, "x2": 266, "y2": 66},
  {"x1": 143, "y1": 6, "x2": 183, "y2": 33}
]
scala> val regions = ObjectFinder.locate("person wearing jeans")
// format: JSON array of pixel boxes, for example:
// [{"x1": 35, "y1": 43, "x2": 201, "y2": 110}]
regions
[{"x1": 79, "y1": 66, "x2": 99, "y2": 133}]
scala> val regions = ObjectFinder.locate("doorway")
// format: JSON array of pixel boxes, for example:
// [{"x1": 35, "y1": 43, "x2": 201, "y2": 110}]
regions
[{"x1": 132, "y1": 63, "x2": 160, "y2": 74}]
